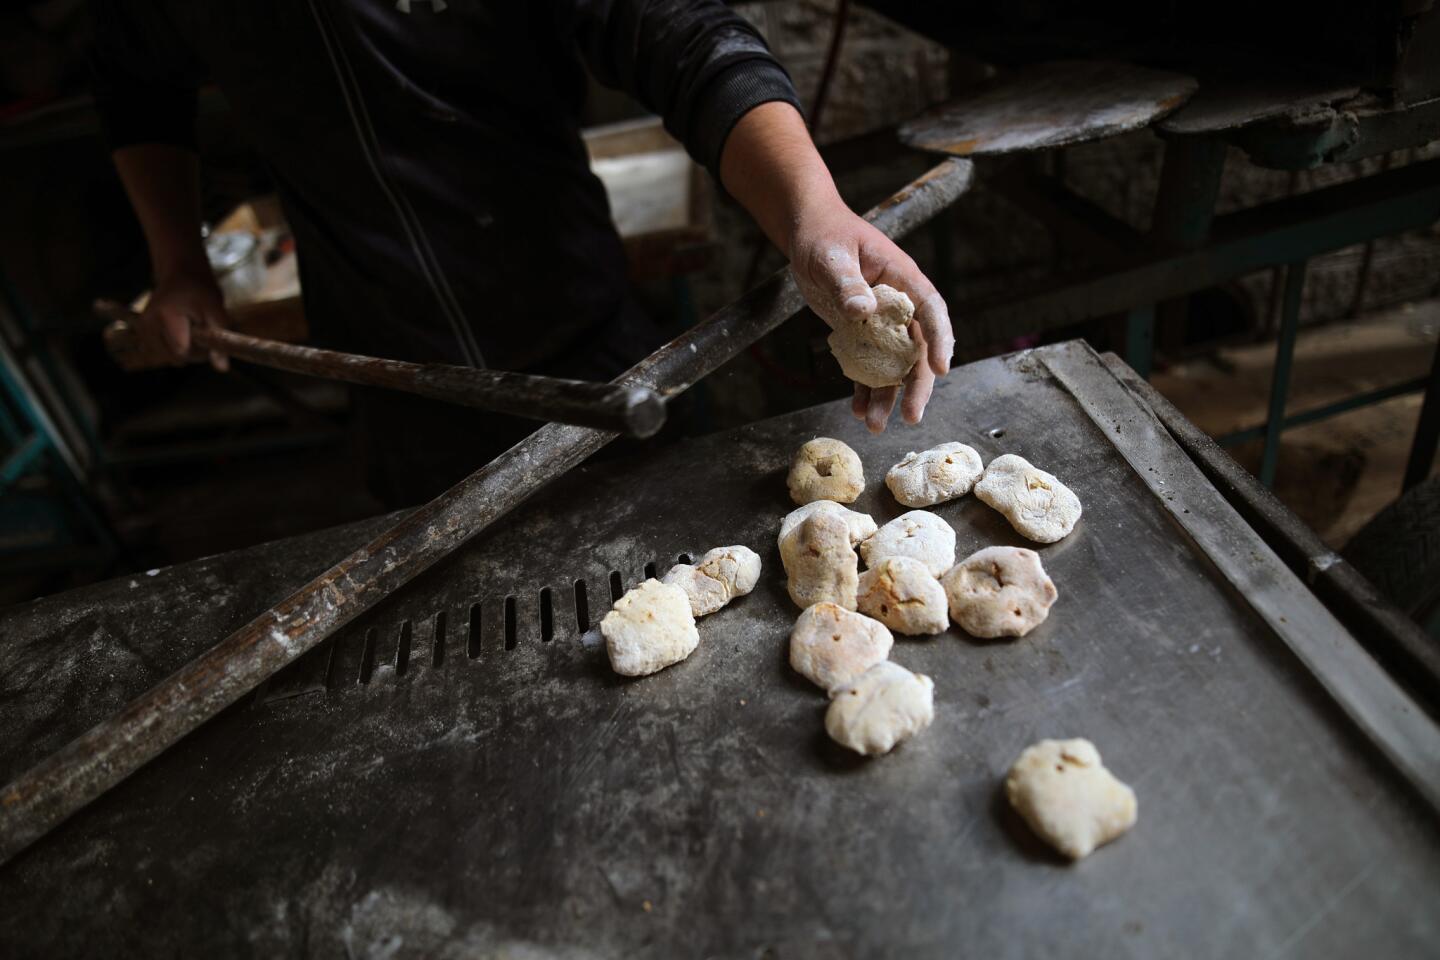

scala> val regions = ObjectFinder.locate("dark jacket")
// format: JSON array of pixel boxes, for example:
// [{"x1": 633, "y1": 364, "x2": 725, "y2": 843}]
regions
[{"x1": 90, "y1": 0, "x2": 800, "y2": 371}]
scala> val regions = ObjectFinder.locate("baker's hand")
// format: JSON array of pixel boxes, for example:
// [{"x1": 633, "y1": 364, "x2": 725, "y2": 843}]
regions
[
  {"x1": 139, "y1": 267, "x2": 230, "y2": 372},
  {"x1": 789, "y1": 204, "x2": 953, "y2": 433}
]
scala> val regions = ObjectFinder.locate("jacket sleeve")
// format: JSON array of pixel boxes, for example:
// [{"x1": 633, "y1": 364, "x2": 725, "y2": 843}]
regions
[
  {"x1": 88, "y1": 0, "x2": 202, "y2": 151},
  {"x1": 558, "y1": 0, "x2": 804, "y2": 177}
]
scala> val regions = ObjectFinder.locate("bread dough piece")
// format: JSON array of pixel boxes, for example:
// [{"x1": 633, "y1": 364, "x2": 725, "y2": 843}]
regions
[
  {"x1": 856, "y1": 556, "x2": 949, "y2": 636},
  {"x1": 779, "y1": 500, "x2": 877, "y2": 550},
  {"x1": 601, "y1": 579, "x2": 700, "y2": 677},
  {"x1": 885, "y1": 442, "x2": 984, "y2": 508},
  {"x1": 780, "y1": 511, "x2": 860, "y2": 610},
  {"x1": 789, "y1": 602, "x2": 894, "y2": 691},
  {"x1": 787, "y1": 437, "x2": 864, "y2": 505},
  {"x1": 974, "y1": 454, "x2": 1082, "y2": 543},
  {"x1": 859, "y1": 510, "x2": 956, "y2": 577},
  {"x1": 662, "y1": 545, "x2": 762, "y2": 617},
  {"x1": 826, "y1": 284, "x2": 923, "y2": 388},
  {"x1": 941, "y1": 545, "x2": 1057, "y2": 638},
  {"x1": 825, "y1": 661, "x2": 935, "y2": 756},
  {"x1": 1005, "y1": 738, "x2": 1137, "y2": 860}
]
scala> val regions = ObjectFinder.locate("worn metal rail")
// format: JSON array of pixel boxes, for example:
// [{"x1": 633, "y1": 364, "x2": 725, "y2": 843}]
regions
[
  {"x1": 0, "y1": 158, "x2": 974, "y2": 865},
  {"x1": 99, "y1": 304, "x2": 667, "y2": 439}
]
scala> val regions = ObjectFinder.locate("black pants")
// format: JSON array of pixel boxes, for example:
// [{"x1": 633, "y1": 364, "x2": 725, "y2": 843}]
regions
[{"x1": 355, "y1": 298, "x2": 669, "y2": 507}]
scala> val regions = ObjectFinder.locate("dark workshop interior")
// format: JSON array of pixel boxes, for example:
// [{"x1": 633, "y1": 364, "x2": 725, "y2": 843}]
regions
[{"x1": 2, "y1": 1, "x2": 1439, "y2": 956}]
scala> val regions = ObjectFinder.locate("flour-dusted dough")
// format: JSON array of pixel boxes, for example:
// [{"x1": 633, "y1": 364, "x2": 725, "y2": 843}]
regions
[
  {"x1": 601, "y1": 579, "x2": 700, "y2": 677},
  {"x1": 780, "y1": 511, "x2": 860, "y2": 610},
  {"x1": 662, "y1": 545, "x2": 762, "y2": 618},
  {"x1": 779, "y1": 500, "x2": 877, "y2": 550},
  {"x1": 859, "y1": 509, "x2": 956, "y2": 577},
  {"x1": 825, "y1": 661, "x2": 935, "y2": 756},
  {"x1": 826, "y1": 284, "x2": 923, "y2": 388},
  {"x1": 789, "y1": 602, "x2": 893, "y2": 691},
  {"x1": 1005, "y1": 738, "x2": 1137, "y2": 860},
  {"x1": 974, "y1": 454, "x2": 1082, "y2": 543},
  {"x1": 885, "y1": 442, "x2": 984, "y2": 508},
  {"x1": 941, "y1": 545, "x2": 1057, "y2": 638},
  {"x1": 857, "y1": 556, "x2": 949, "y2": 636},
  {"x1": 787, "y1": 437, "x2": 864, "y2": 505}
]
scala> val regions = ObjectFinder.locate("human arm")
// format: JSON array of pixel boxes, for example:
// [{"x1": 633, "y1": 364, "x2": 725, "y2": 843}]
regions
[
  {"x1": 113, "y1": 145, "x2": 229, "y2": 370},
  {"x1": 90, "y1": 0, "x2": 227, "y2": 369},
  {"x1": 561, "y1": 1, "x2": 951, "y2": 430},
  {"x1": 718, "y1": 102, "x2": 953, "y2": 431}
]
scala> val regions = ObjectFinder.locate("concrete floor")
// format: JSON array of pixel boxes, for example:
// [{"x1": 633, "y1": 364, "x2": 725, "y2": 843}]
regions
[{"x1": 1151, "y1": 298, "x2": 1440, "y2": 548}]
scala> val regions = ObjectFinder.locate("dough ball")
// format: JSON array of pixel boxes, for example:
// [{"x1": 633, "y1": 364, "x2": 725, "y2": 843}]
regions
[
  {"x1": 826, "y1": 284, "x2": 923, "y2": 388},
  {"x1": 825, "y1": 661, "x2": 935, "y2": 756},
  {"x1": 859, "y1": 510, "x2": 956, "y2": 577},
  {"x1": 601, "y1": 579, "x2": 700, "y2": 677},
  {"x1": 857, "y1": 556, "x2": 949, "y2": 636},
  {"x1": 789, "y1": 602, "x2": 894, "y2": 691},
  {"x1": 941, "y1": 545, "x2": 1057, "y2": 638},
  {"x1": 662, "y1": 545, "x2": 762, "y2": 617},
  {"x1": 780, "y1": 511, "x2": 860, "y2": 611},
  {"x1": 1005, "y1": 738, "x2": 1137, "y2": 860},
  {"x1": 779, "y1": 500, "x2": 877, "y2": 550},
  {"x1": 974, "y1": 454, "x2": 1082, "y2": 543},
  {"x1": 885, "y1": 442, "x2": 984, "y2": 507},
  {"x1": 787, "y1": 437, "x2": 864, "y2": 505}
]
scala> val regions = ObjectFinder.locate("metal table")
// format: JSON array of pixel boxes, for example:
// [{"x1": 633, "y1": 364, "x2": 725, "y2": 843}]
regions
[{"x1": 2, "y1": 342, "x2": 1438, "y2": 958}]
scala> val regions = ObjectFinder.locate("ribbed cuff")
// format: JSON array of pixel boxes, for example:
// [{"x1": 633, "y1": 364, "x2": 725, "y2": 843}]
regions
[{"x1": 688, "y1": 59, "x2": 804, "y2": 181}]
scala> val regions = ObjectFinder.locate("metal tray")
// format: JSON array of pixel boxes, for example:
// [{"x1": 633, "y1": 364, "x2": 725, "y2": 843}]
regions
[{"x1": 2, "y1": 343, "x2": 1437, "y2": 958}]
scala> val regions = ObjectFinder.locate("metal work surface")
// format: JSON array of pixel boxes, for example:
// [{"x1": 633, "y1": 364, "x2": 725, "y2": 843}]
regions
[
  {"x1": 899, "y1": 60, "x2": 1196, "y2": 157},
  {"x1": 0, "y1": 159, "x2": 973, "y2": 866},
  {"x1": 2, "y1": 344, "x2": 1439, "y2": 957}
]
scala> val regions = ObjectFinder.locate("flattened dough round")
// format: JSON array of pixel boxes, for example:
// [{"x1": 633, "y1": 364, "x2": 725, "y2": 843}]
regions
[
  {"x1": 941, "y1": 545, "x2": 1057, "y2": 638},
  {"x1": 1005, "y1": 738, "x2": 1137, "y2": 860},
  {"x1": 859, "y1": 509, "x2": 956, "y2": 577},
  {"x1": 780, "y1": 511, "x2": 860, "y2": 611},
  {"x1": 826, "y1": 284, "x2": 923, "y2": 388},
  {"x1": 885, "y1": 442, "x2": 984, "y2": 507},
  {"x1": 857, "y1": 556, "x2": 949, "y2": 635},
  {"x1": 601, "y1": 579, "x2": 700, "y2": 677},
  {"x1": 974, "y1": 454, "x2": 1081, "y2": 543},
  {"x1": 662, "y1": 545, "x2": 762, "y2": 617},
  {"x1": 779, "y1": 500, "x2": 877, "y2": 550},
  {"x1": 825, "y1": 660, "x2": 935, "y2": 756},
  {"x1": 789, "y1": 602, "x2": 894, "y2": 691},
  {"x1": 787, "y1": 437, "x2": 864, "y2": 505}
]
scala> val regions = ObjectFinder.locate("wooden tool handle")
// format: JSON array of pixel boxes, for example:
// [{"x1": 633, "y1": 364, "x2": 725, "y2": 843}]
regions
[{"x1": 98, "y1": 302, "x2": 666, "y2": 439}]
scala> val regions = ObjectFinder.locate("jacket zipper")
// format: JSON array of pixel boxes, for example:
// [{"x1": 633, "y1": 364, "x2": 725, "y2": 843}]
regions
[{"x1": 307, "y1": 0, "x2": 486, "y2": 368}]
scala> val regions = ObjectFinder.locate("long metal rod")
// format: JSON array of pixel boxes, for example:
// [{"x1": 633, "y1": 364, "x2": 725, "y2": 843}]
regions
[
  {"x1": 1259, "y1": 260, "x2": 1307, "y2": 487},
  {"x1": 1218, "y1": 376, "x2": 1429, "y2": 447},
  {"x1": 0, "y1": 158, "x2": 974, "y2": 865},
  {"x1": 99, "y1": 306, "x2": 668, "y2": 439}
]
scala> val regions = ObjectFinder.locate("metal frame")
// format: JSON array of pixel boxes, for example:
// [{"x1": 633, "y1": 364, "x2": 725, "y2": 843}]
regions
[{"x1": 963, "y1": 154, "x2": 1440, "y2": 490}]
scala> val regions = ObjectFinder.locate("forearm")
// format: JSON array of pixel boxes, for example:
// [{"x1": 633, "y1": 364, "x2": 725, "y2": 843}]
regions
[
  {"x1": 113, "y1": 144, "x2": 209, "y2": 282},
  {"x1": 718, "y1": 101, "x2": 841, "y2": 257}
]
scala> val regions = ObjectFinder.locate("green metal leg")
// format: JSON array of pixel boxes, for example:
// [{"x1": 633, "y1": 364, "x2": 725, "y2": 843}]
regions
[
  {"x1": 1127, "y1": 137, "x2": 1227, "y2": 379},
  {"x1": 1403, "y1": 339, "x2": 1440, "y2": 491},
  {"x1": 1125, "y1": 305, "x2": 1155, "y2": 379},
  {"x1": 1260, "y1": 260, "x2": 1308, "y2": 488}
]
